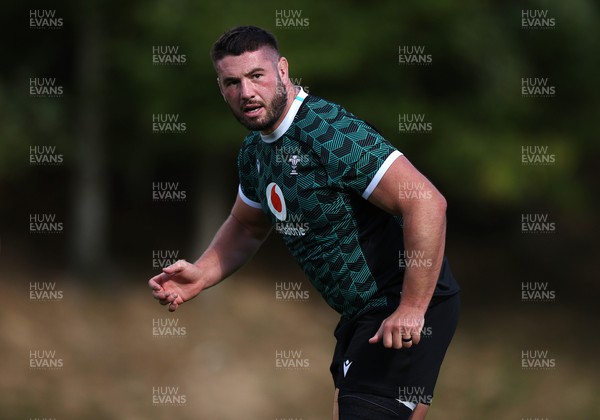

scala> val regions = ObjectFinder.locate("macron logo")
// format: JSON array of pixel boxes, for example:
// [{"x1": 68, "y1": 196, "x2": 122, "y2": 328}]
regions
[{"x1": 343, "y1": 360, "x2": 353, "y2": 377}]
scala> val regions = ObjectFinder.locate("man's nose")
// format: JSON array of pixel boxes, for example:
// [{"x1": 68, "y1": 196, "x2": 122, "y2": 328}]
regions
[{"x1": 240, "y1": 78, "x2": 255, "y2": 100}]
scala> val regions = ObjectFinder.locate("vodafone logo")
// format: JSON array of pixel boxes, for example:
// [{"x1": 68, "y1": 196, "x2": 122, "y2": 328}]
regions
[{"x1": 266, "y1": 182, "x2": 287, "y2": 221}]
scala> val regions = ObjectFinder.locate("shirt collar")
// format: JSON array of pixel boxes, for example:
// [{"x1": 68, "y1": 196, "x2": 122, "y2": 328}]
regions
[{"x1": 260, "y1": 87, "x2": 308, "y2": 144}]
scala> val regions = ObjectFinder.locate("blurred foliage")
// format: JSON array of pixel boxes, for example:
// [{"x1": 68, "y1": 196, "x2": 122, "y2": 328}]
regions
[
  {"x1": 1, "y1": 2, "x2": 598, "y2": 417},
  {"x1": 0, "y1": 0, "x2": 598, "y2": 252}
]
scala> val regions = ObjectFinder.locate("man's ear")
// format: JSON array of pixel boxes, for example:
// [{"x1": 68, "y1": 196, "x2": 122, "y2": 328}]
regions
[
  {"x1": 216, "y1": 77, "x2": 226, "y2": 102},
  {"x1": 278, "y1": 56, "x2": 289, "y2": 81}
]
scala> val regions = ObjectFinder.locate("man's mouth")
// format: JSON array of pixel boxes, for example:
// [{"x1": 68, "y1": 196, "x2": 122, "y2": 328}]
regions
[{"x1": 242, "y1": 103, "x2": 264, "y2": 117}]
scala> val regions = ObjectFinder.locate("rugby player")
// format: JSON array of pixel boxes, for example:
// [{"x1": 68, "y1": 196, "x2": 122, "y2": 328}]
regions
[{"x1": 149, "y1": 26, "x2": 460, "y2": 419}]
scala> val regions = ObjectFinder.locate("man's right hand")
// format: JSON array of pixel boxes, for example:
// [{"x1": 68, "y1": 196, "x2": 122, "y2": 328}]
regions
[
  {"x1": 147, "y1": 194, "x2": 272, "y2": 312},
  {"x1": 148, "y1": 259, "x2": 204, "y2": 312}
]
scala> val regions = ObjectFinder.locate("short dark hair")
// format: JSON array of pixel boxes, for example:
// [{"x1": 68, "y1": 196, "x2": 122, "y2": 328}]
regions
[{"x1": 210, "y1": 26, "x2": 279, "y2": 63}]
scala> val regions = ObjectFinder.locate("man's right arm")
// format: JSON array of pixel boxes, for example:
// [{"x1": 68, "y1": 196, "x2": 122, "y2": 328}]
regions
[
  {"x1": 149, "y1": 193, "x2": 271, "y2": 311},
  {"x1": 195, "y1": 193, "x2": 272, "y2": 288}
]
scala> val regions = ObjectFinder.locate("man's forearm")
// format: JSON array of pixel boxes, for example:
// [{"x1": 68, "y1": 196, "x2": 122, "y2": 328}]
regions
[
  {"x1": 399, "y1": 197, "x2": 447, "y2": 312},
  {"x1": 193, "y1": 213, "x2": 271, "y2": 290}
]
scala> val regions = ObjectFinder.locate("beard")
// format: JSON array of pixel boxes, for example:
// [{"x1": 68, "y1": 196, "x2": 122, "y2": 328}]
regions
[{"x1": 232, "y1": 77, "x2": 288, "y2": 132}]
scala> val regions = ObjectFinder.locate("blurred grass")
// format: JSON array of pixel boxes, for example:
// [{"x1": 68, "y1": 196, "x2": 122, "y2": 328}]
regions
[{"x1": 1, "y1": 264, "x2": 598, "y2": 419}]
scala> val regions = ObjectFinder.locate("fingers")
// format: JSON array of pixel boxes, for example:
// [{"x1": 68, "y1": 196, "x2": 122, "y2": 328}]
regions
[
  {"x1": 168, "y1": 299, "x2": 179, "y2": 312},
  {"x1": 149, "y1": 260, "x2": 187, "y2": 286},
  {"x1": 148, "y1": 272, "x2": 168, "y2": 291},
  {"x1": 149, "y1": 274, "x2": 170, "y2": 301},
  {"x1": 149, "y1": 261, "x2": 188, "y2": 312},
  {"x1": 411, "y1": 330, "x2": 421, "y2": 345},
  {"x1": 368, "y1": 320, "x2": 397, "y2": 348},
  {"x1": 400, "y1": 326, "x2": 421, "y2": 349},
  {"x1": 168, "y1": 294, "x2": 184, "y2": 312},
  {"x1": 162, "y1": 259, "x2": 188, "y2": 274},
  {"x1": 149, "y1": 274, "x2": 180, "y2": 311},
  {"x1": 401, "y1": 334, "x2": 414, "y2": 349},
  {"x1": 368, "y1": 326, "x2": 383, "y2": 344},
  {"x1": 388, "y1": 330, "x2": 415, "y2": 349},
  {"x1": 158, "y1": 292, "x2": 179, "y2": 308},
  {"x1": 370, "y1": 317, "x2": 424, "y2": 349}
]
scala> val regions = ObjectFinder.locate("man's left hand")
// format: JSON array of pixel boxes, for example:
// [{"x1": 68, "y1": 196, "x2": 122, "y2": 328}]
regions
[{"x1": 368, "y1": 305, "x2": 425, "y2": 349}]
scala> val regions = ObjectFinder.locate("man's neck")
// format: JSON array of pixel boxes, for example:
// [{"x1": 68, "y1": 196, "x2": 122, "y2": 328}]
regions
[{"x1": 260, "y1": 84, "x2": 300, "y2": 135}]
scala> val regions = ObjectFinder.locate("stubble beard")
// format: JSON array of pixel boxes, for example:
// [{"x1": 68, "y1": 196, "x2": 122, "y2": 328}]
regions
[{"x1": 234, "y1": 78, "x2": 288, "y2": 132}]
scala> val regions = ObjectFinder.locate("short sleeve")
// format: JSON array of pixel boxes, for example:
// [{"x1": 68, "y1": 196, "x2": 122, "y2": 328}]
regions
[
  {"x1": 237, "y1": 141, "x2": 262, "y2": 208},
  {"x1": 314, "y1": 119, "x2": 402, "y2": 199}
]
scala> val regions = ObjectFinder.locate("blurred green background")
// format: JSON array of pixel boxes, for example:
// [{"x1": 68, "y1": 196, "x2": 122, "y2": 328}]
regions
[{"x1": 1, "y1": 0, "x2": 599, "y2": 419}]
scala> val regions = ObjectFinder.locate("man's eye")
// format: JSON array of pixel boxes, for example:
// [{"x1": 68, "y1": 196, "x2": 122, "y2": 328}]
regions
[{"x1": 252, "y1": 74, "x2": 263, "y2": 79}]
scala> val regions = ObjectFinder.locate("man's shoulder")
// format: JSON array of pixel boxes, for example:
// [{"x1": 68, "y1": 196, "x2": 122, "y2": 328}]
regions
[
  {"x1": 297, "y1": 95, "x2": 384, "y2": 142},
  {"x1": 237, "y1": 132, "x2": 261, "y2": 170},
  {"x1": 242, "y1": 130, "x2": 261, "y2": 144},
  {"x1": 300, "y1": 94, "x2": 348, "y2": 122},
  {"x1": 239, "y1": 131, "x2": 261, "y2": 152}
]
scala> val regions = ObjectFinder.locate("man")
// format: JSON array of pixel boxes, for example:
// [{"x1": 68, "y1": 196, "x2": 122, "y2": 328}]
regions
[{"x1": 149, "y1": 26, "x2": 460, "y2": 419}]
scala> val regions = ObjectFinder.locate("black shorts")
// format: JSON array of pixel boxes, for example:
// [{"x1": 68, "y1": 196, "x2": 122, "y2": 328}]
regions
[{"x1": 330, "y1": 293, "x2": 460, "y2": 405}]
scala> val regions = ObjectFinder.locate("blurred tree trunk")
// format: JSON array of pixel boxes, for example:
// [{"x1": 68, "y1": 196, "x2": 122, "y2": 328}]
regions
[{"x1": 70, "y1": 0, "x2": 108, "y2": 278}]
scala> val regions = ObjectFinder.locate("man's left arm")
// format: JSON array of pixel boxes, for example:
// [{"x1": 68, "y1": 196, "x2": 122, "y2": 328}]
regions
[{"x1": 367, "y1": 155, "x2": 447, "y2": 349}]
